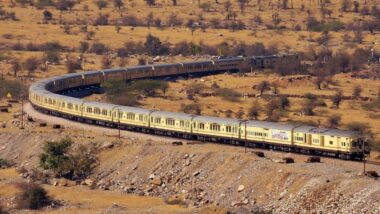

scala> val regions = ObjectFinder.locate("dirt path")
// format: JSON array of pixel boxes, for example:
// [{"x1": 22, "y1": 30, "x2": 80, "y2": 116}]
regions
[{"x1": 23, "y1": 102, "x2": 179, "y2": 142}]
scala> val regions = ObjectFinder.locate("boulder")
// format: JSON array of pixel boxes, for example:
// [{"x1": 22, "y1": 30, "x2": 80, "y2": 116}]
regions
[
  {"x1": 237, "y1": 185, "x2": 245, "y2": 192},
  {"x1": 152, "y1": 178, "x2": 162, "y2": 186}
]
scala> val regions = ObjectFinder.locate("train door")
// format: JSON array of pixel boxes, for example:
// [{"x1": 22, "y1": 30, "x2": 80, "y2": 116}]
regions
[{"x1": 306, "y1": 134, "x2": 312, "y2": 145}]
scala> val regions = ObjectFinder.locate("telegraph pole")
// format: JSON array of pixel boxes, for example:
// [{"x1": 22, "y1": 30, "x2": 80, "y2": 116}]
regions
[
  {"x1": 118, "y1": 109, "x2": 121, "y2": 140},
  {"x1": 20, "y1": 98, "x2": 24, "y2": 129}
]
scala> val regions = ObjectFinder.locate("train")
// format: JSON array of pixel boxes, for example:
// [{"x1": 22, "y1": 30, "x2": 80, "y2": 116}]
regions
[{"x1": 29, "y1": 54, "x2": 366, "y2": 160}]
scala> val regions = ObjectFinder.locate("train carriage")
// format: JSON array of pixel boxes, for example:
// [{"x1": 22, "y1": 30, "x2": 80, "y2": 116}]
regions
[
  {"x1": 152, "y1": 63, "x2": 181, "y2": 78},
  {"x1": 118, "y1": 106, "x2": 151, "y2": 128},
  {"x1": 182, "y1": 61, "x2": 214, "y2": 75},
  {"x1": 192, "y1": 116, "x2": 241, "y2": 139},
  {"x1": 81, "y1": 101, "x2": 118, "y2": 126},
  {"x1": 128, "y1": 65, "x2": 154, "y2": 79},
  {"x1": 149, "y1": 111, "x2": 193, "y2": 135},
  {"x1": 244, "y1": 121, "x2": 294, "y2": 146}
]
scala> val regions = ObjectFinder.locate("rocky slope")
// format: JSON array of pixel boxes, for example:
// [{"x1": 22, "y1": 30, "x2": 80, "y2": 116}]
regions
[{"x1": 0, "y1": 131, "x2": 379, "y2": 213}]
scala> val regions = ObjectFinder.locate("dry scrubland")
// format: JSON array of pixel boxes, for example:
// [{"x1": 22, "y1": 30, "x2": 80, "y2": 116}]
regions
[{"x1": 0, "y1": 0, "x2": 380, "y2": 213}]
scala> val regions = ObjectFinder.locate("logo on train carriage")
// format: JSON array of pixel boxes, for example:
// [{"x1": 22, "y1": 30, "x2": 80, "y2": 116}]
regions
[{"x1": 272, "y1": 131, "x2": 289, "y2": 140}]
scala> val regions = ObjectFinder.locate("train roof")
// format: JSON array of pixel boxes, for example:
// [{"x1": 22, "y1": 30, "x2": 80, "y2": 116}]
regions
[
  {"x1": 153, "y1": 63, "x2": 182, "y2": 68},
  {"x1": 182, "y1": 60, "x2": 213, "y2": 65},
  {"x1": 193, "y1": 116, "x2": 241, "y2": 125},
  {"x1": 150, "y1": 111, "x2": 193, "y2": 120},
  {"x1": 118, "y1": 106, "x2": 151, "y2": 114},
  {"x1": 82, "y1": 101, "x2": 118, "y2": 109},
  {"x1": 246, "y1": 120, "x2": 295, "y2": 131},
  {"x1": 294, "y1": 126, "x2": 356, "y2": 137}
]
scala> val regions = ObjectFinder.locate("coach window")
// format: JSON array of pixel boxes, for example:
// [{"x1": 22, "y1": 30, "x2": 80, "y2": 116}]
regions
[
  {"x1": 199, "y1": 123, "x2": 205, "y2": 129},
  {"x1": 68, "y1": 103, "x2": 73, "y2": 110},
  {"x1": 166, "y1": 118, "x2": 175, "y2": 126},
  {"x1": 226, "y1": 126, "x2": 232, "y2": 133},
  {"x1": 155, "y1": 117, "x2": 161, "y2": 124},
  {"x1": 312, "y1": 139, "x2": 319, "y2": 144},
  {"x1": 127, "y1": 113, "x2": 135, "y2": 120},
  {"x1": 139, "y1": 115, "x2": 144, "y2": 121},
  {"x1": 210, "y1": 123, "x2": 220, "y2": 131},
  {"x1": 87, "y1": 107, "x2": 92, "y2": 113},
  {"x1": 186, "y1": 121, "x2": 189, "y2": 127},
  {"x1": 94, "y1": 108, "x2": 101, "y2": 114},
  {"x1": 102, "y1": 109, "x2": 107, "y2": 115},
  {"x1": 61, "y1": 102, "x2": 66, "y2": 108},
  {"x1": 180, "y1": 120, "x2": 185, "y2": 127},
  {"x1": 329, "y1": 141, "x2": 333, "y2": 145}
]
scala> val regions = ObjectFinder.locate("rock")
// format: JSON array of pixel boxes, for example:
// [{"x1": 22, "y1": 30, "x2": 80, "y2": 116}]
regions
[
  {"x1": 149, "y1": 174, "x2": 155, "y2": 179},
  {"x1": 193, "y1": 171, "x2": 200, "y2": 177},
  {"x1": 185, "y1": 160, "x2": 191, "y2": 166},
  {"x1": 151, "y1": 178, "x2": 162, "y2": 186},
  {"x1": 184, "y1": 154, "x2": 189, "y2": 159},
  {"x1": 84, "y1": 178, "x2": 94, "y2": 186},
  {"x1": 238, "y1": 185, "x2": 245, "y2": 192},
  {"x1": 102, "y1": 142, "x2": 114, "y2": 149}
]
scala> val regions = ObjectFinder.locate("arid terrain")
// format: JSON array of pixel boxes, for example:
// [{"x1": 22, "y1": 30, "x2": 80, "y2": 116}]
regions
[{"x1": 0, "y1": 0, "x2": 380, "y2": 213}]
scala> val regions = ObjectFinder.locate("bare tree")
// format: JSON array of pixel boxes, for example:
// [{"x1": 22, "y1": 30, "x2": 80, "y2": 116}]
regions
[
  {"x1": 24, "y1": 57, "x2": 40, "y2": 77},
  {"x1": 331, "y1": 91, "x2": 343, "y2": 108},
  {"x1": 326, "y1": 114, "x2": 342, "y2": 128},
  {"x1": 256, "y1": 80, "x2": 271, "y2": 96},
  {"x1": 11, "y1": 60, "x2": 21, "y2": 77},
  {"x1": 352, "y1": 85, "x2": 362, "y2": 98},
  {"x1": 248, "y1": 100, "x2": 261, "y2": 119}
]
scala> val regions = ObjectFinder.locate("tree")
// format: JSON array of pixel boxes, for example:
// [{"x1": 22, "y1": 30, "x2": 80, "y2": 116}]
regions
[
  {"x1": 144, "y1": 34, "x2": 168, "y2": 55},
  {"x1": 237, "y1": 0, "x2": 249, "y2": 13},
  {"x1": 43, "y1": 10, "x2": 53, "y2": 21},
  {"x1": 248, "y1": 101, "x2": 261, "y2": 119},
  {"x1": 95, "y1": 0, "x2": 108, "y2": 10},
  {"x1": 24, "y1": 57, "x2": 40, "y2": 77},
  {"x1": 172, "y1": 0, "x2": 177, "y2": 6},
  {"x1": 235, "y1": 108, "x2": 244, "y2": 119},
  {"x1": 352, "y1": 85, "x2": 362, "y2": 98},
  {"x1": 39, "y1": 138, "x2": 98, "y2": 180},
  {"x1": 66, "y1": 55, "x2": 82, "y2": 73},
  {"x1": 146, "y1": 12, "x2": 154, "y2": 28},
  {"x1": 113, "y1": 0, "x2": 124, "y2": 10},
  {"x1": 39, "y1": 139, "x2": 72, "y2": 177},
  {"x1": 266, "y1": 99, "x2": 281, "y2": 121},
  {"x1": 145, "y1": 0, "x2": 155, "y2": 6},
  {"x1": 279, "y1": 96, "x2": 290, "y2": 110},
  {"x1": 256, "y1": 80, "x2": 270, "y2": 96},
  {"x1": 302, "y1": 100, "x2": 316, "y2": 116},
  {"x1": 326, "y1": 114, "x2": 341, "y2": 128},
  {"x1": 11, "y1": 60, "x2": 21, "y2": 77},
  {"x1": 331, "y1": 91, "x2": 343, "y2": 108},
  {"x1": 340, "y1": 0, "x2": 352, "y2": 12},
  {"x1": 79, "y1": 41, "x2": 89, "y2": 53},
  {"x1": 224, "y1": 0, "x2": 232, "y2": 13},
  {"x1": 272, "y1": 12, "x2": 281, "y2": 28}
]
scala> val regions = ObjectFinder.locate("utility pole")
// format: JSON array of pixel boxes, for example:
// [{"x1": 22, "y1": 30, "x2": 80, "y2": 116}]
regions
[
  {"x1": 20, "y1": 98, "x2": 24, "y2": 129},
  {"x1": 362, "y1": 138, "x2": 366, "y2": 174},
  {"x1": 118, "y1": 109, "x2": 121, "y2": 140}
]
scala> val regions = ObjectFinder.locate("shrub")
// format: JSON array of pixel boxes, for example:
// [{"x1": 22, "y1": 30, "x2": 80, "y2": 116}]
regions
[
  {"x1": 65, "y1": 55, "x2": 82, "y2": 73},
  {"x1": 181, "y1": 103, "x2": 201, "y2": 115},
  {"x1": 0, "y1": 158, "x2": 10, "y2": 168},
  {"x1": 326, "y1": 114, "x2": 341, "y2": 128},
  {"x1": 248, "y1": 101, "x2": 261, "y2": 120},
  {"x1": 39, "y1": 138, "x2": 98, "y2": 180},
  {"x1": 90, "y1": 42, "x2": 108, "y2": 55},
  {"x1": 94, "y1": 13, "x2": 109, "y2": 25},
  {"x1": 94, "y1": 0, "x2": 108, "y2": 10},
  {"x1": 43, "y1": 51, "x2": 60, "y2": 64},
  {"x1": 16, "y1": 183, "x2": 50, "y2": 210},
  {"x1": 214, "y1": 88, "x2": 241, "y2": 102}
]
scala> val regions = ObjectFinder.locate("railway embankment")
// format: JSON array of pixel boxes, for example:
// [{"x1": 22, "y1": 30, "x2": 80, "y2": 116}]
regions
[{"x1": 0, "y1": 129, "x2": 379, "y2": 213}]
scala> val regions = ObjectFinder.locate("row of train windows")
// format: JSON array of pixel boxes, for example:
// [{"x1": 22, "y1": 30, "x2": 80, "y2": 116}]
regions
[
  {"x1": 294, "y1": 136, "x2": 304, "y2": 142},
  {"x1": 151, "y1": 118, "x2": 190, "y2": 127},
  {"x1": 246, "y1": 131, "x2": 268, "y2": 137}
]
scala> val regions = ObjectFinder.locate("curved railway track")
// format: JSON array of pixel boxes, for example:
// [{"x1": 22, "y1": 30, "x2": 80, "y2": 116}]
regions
[{"x1": 28, "y1": 55, "x2": 368, "y2": 160}]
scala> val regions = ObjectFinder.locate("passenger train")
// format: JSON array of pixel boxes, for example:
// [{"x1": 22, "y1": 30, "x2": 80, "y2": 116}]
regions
[{"x1": 29, "y1": 54, "x2": 366, "y2": 160}]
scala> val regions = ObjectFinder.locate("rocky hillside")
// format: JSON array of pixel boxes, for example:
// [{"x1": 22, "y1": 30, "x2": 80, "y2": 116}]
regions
[{"x1": 0, "y1": 131, "x2": 379, "y2": 213}]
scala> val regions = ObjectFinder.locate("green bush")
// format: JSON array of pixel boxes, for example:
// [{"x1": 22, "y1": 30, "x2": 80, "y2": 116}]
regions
[{"x1": 39, "y1": 138, "x2": 98, "y2": 180}]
